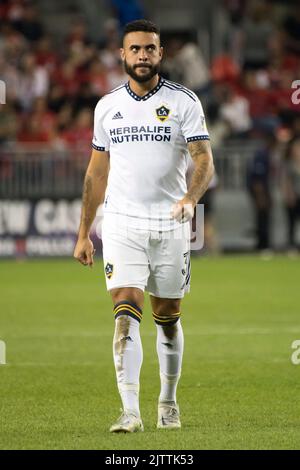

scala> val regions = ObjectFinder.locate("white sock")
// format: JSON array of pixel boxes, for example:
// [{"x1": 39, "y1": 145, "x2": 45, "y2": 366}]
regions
[
  {"x1": 113, "y1": 314, "x2": 143, "y2": 415},
  {"x1": 156, "y1": 319, "x2": 184, "y2": 404}
]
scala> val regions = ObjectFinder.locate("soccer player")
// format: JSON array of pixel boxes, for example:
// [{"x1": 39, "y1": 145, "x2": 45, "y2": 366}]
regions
[{"x1": 74, "y1": 19, "x2": 214, "y2": 433}]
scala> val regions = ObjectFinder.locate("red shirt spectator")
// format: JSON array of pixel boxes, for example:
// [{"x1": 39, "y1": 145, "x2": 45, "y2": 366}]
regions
[
  {"x1": 62, "y1": 108, "x2": 93, "y2": 148},
  {"x1": 35, "y1": 36, "x2": 59, "y2": 77},
  {"x1": 240, "y1": 71, "x2": 276, "y2": 118},
  {"x1": 53, "y1": 61, "x2": 82, "y2": 97},
  {"x1": 18, "y1": 117, "x2": 50, "y2": 144}
]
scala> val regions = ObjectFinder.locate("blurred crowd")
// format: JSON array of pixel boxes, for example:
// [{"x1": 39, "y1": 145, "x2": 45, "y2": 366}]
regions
[
  {"x1": 0, "y1": 0, "x2": 129, "y2": 151},
  {"x1": 0, "y1": 0, "x2": 298, "y2": 149},
  {"x1": 163, "y1": 0, "x2": 300, "y2": 253},
  {"x1": 161, "y1": 0, "x2": 300, "y2": 142},
  {"x1": 0, "y1": 0, "x2": 300, "y2": 251}
]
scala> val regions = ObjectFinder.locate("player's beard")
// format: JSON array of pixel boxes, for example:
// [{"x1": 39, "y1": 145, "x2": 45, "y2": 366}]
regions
[{"x1": 124, "y1": 60, "x2": 160, "y2": 83}]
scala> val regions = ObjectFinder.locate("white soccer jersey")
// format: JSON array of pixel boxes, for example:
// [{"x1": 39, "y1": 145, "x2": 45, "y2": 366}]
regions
[{"x1": 92, "y1": 77, "x2": 209, "y2": 230}]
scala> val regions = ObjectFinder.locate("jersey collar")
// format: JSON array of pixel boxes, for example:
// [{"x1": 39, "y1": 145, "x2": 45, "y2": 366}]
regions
[{"x1": 125, "y1": 76, "x2": 164, "y2": 101}]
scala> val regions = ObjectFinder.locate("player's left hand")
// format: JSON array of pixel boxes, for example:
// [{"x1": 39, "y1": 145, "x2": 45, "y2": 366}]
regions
[
  {"x1": 74, "y1": 236, "x2": 96, "y2": 268},
  {"x1": 171, "y1": 197, "x2": 195, "y2": 223}
]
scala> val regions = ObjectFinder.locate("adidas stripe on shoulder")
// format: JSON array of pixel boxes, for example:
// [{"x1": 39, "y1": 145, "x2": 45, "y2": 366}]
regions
[
  {"x1": 163, "y1": 80, "x2": 197, "y2": 102},
  {"x1": 107, "y1": 84, "x2": 126, "y2": 95}
]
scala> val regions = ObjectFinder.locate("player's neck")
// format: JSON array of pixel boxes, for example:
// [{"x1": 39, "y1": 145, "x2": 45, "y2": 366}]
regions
[{"x1": 129, "y1": 75, "x2": 160, "y2": 98}]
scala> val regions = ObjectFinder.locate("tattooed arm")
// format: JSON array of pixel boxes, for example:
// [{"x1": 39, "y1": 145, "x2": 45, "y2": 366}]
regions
[
  {"x1": 74, "y1": 148, "x2": 109, "y2": 266},
  {"x1": 186, "y1": 140, "x2": 214, "y2": 204},
  {"x1": 171, "y1": 140, "x2": 214, "y2": 222}
]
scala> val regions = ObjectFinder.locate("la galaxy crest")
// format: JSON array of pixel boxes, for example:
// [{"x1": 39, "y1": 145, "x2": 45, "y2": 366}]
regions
[
  {"x1": 105, "y1": 262, "x2": 114, "y2": 279},
  {"x1": 156, "y1": 105, "x2": 171, "y2": 122}
]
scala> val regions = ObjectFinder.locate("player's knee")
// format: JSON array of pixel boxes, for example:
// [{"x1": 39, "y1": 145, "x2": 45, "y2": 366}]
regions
[
  {"x1": 111, "y1": 288, "x2": 143, "y2": 310},
  {"x1": 152, "y1": 299, "x2": 180, "y2": 317}
]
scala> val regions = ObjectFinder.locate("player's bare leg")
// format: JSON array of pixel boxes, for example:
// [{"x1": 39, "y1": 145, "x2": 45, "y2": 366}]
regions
[
  {"x1": 109, "y1": 287, "x2": 144, "y2": 433},
  {"x1": 150, "y1": 296, "x2": 183, "y2": 429}
]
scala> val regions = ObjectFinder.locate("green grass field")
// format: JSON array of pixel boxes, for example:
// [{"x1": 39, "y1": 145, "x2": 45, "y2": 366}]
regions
[{"x1": 0, "y1": 256, "x2": 300, "y2": 450}]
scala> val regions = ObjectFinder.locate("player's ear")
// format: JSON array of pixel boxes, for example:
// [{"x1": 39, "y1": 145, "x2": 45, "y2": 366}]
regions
[
  {"x1": 159, "y1": 46, "x2": 164, "y2": 60},
  {"x1": 120, "y1": 48, "x2": 125, "y2": 62}
]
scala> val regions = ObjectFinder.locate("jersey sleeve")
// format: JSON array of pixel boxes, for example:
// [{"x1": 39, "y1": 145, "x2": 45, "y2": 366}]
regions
[
  {"x1": 92, "y1": 100, "x2": 110, "y2": 152},
  {"x1": 180, "y1": 95, "x2": 210, "y2": 143}
]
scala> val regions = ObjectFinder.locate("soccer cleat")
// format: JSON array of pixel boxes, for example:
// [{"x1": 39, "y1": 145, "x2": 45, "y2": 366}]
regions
[
  {"x1": 109, "y1": 410, "x2": 144, "y2": 433},
  {"x1": 157, "y1": 402, "x2": 181, "y2": 429}
]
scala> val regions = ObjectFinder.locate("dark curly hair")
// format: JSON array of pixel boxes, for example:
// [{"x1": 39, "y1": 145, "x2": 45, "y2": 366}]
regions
[{"x1": 123, "y1": 20, "x2": 160, "y2": 42}]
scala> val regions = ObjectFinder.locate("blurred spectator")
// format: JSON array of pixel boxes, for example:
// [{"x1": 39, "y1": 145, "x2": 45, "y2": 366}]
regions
[
  {"x1": 66, "y1": 18, "x2": 90, "y2": 47},
  {"x1": 72, "y1": 82, "x2": 99, "y2": 114},
  {"x1": 205, "y1": 92, "x2": 229, "y2": 148},
  {"x1": 161, "y1": 38, "x2": 183, "y2": 84},
  {"x1": 274, "y1": 69, "x2": 300, "y2": 127},
  {"x1": 53, "y1": 60, "x2": 80, "y2": 98},
  {"x1": 17, "y1": 112, "x2": 50, "y2": 145},
  {"x1": 162, "y1": 38, "x2": 210, "y2": 93},
  {"x1": 267, "y1": 32, "x2": 300, "y2": 128},
  {"x1": 62, "y1": 108, "x2": 93, "y2": 149},
  {"x1": 89, "y1": 58, "x2": 109, "y2": 97},
  {"x1": 211, "y1": 54, "x2": 240, "y2": 84},
  {"x1": 48, "y1": 84, "x2": 68, "y2": 114},
  {"x1": 219, "y1": 85, "x2": 252, "y2": 138},
  {"x1": 107, "y1": 60, "x2": 128, "y2": 90},
  {"x1": 0, "y1": 102, "x2": 18, "y2": 144},
  {"x1": 99, "y1": 36, "x2": 121, "y2": 71},
  {"x1": 240, "y1": 70, "x2": 280, "y2": 134},
  {"x1": 110, "y1": 0, "x2": 145, "y2": 29},
  {"x1": 247, "y1": 133, "x2": 277, "y2": 251},
  {"x1": 30, "y1": 97, "x2": 56, "y2": 137},
  {"x1": 35, "y1": 36, "x2": 59, "y2": 77},
  {"x1": 175, "y1": 42, "x2": 210, "y2": 92},
  {"x1": 2, "y1": 0, "x2": 25, "y2": 23},
  {"x1": 0, "y1": 50, "x2": 19, "y2": 102},
  {"x1": 0, "y1": 22, "x2": 28, "y2": 66},
  {"x1": 13, "y1": 3, "x2": 44, "y2": 43},
  {"x1": 282, "y1": 2, "x2": 300, "y2": 56},
  {"x1": 282, "y1": 132, "x2": 300, "y2": 251},
  {"x1": 55, "y1": 104, "x2": 73, "y2": 133},
  {"x1": 239, "y1": 0, "x2": 275, "y2": 70},
  {"x1": 99, "y1": 18, "x2": 120, "y2": 49},
  {"x1": 17, "y1": 52, "x2": 49, "y2": 110},
  {"x1": 223, "y1": 0, "x2": 247, "y2": 26}
]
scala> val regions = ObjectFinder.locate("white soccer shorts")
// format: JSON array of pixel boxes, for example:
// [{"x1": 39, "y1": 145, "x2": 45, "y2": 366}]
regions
[{"x1": 101, "y1": 219, "x2": 191, "y2": 299}]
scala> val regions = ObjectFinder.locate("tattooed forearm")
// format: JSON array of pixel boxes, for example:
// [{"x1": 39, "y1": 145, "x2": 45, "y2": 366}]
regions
[
  {"x1": 186, "y1": 155, "x2": 213, "y2": 203},
  {"x1": 79, "y1": 174, "x2": 99, "y2": 237},
  {"x1": 77, "y1": 150, "x2": 109, "y2": 239},
  {"x1": 186, "y1": 140, "x2": 214, "y2": 205},
  {"x1": 81, "y1": 174, "x2": 94, "y2": 225}
]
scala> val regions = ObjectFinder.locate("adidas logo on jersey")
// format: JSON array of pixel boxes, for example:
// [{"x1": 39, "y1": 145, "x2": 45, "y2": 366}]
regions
[{"x1": 112, "y1": 111, "x2": 123, "y2": 120}]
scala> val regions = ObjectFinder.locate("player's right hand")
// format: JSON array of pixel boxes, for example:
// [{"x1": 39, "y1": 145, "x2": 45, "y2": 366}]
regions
[
  {"x1": 73, "y1": 237, "x2": 95, "y2": 267},
  {"x1": 171, "y1": 197, "x2": 195, "y2": 223}
]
